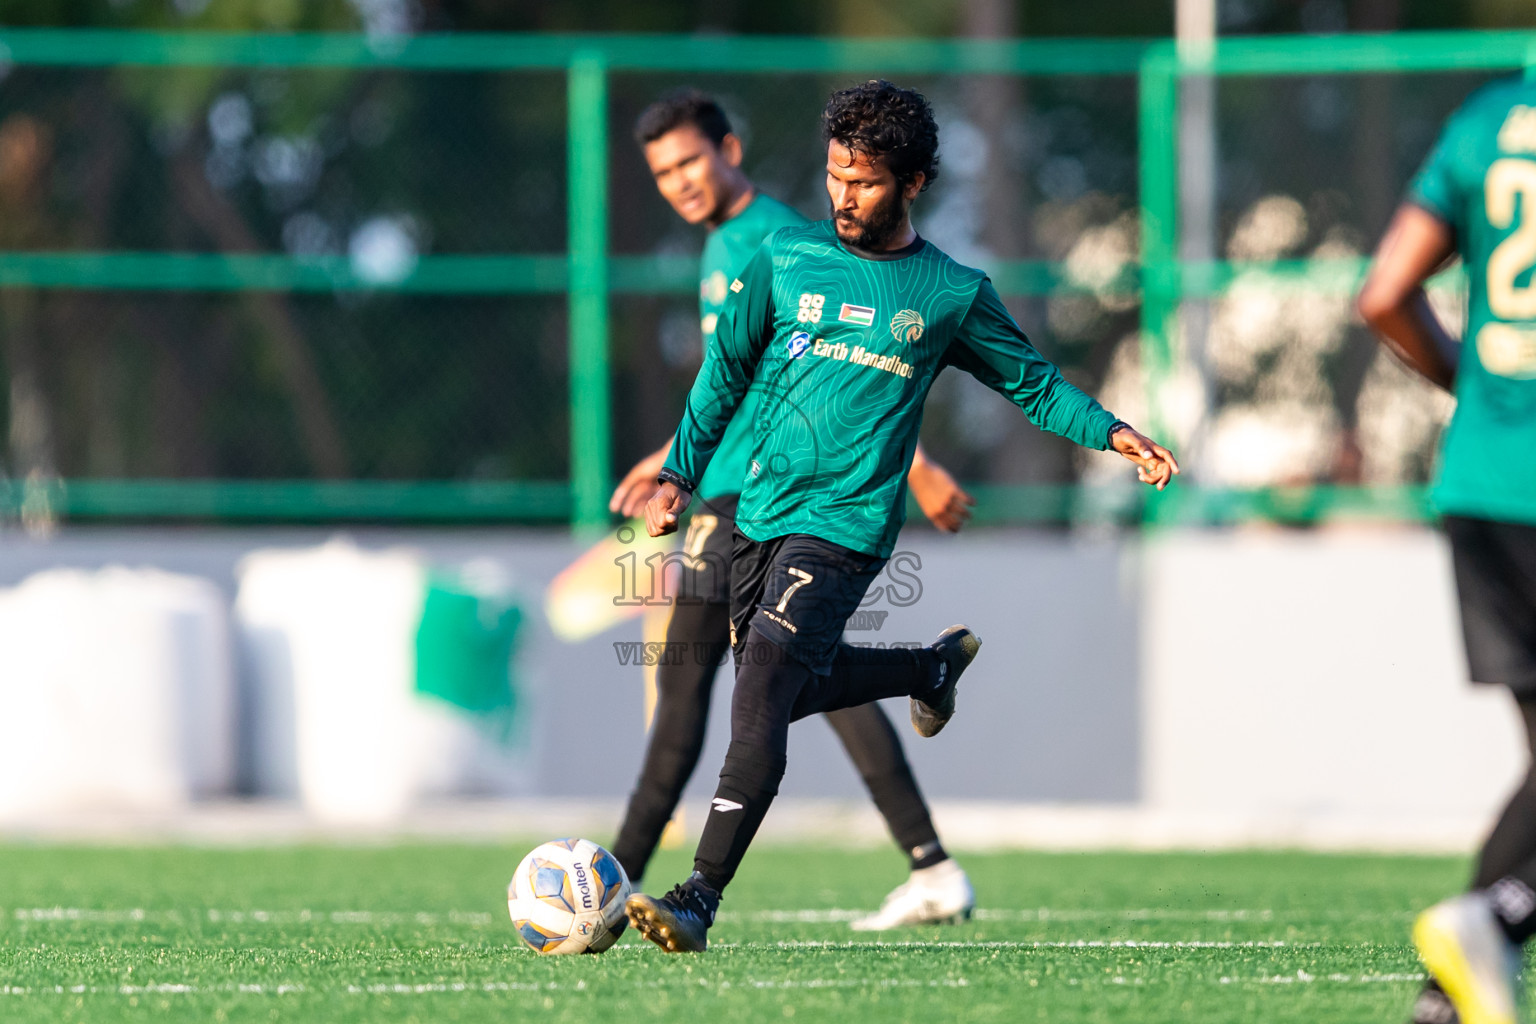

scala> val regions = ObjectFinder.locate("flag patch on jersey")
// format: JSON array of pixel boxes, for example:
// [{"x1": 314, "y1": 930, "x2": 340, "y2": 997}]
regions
[{"x1": 838, "y1": 303, "x2": 875, "y2": 326}]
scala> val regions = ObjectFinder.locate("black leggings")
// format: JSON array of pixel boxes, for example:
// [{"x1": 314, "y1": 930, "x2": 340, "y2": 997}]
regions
[
  {"x1": 1472, "y1": 694, "x2": 1536, "y2": 889},
  {"x1": 693, "y1": 626, "x2": 933, "y2": 890},
  {"x1": 611, "y1": 601, "x2": 940, "y2": 883}
]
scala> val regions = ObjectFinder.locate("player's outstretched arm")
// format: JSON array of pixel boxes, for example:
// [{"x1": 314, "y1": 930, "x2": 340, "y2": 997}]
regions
[
  {"x1": 948, "y1": 279, "x2": 1172, "y2": 489},
  {"x1": 1356, "y1": 203, "x2": 1459, "y2": 391},
  {"x1": 907, "y1": 442, "x2": 974, "y2": 533},
  {"x1": 663, "y1": 241, "x2": 776, "y2": 492},
  {"x1": 644, "y1": 481, "x2": 692, "y2": 538},
  {"x1": 610, "y1": 441, "x2": 673, "y2": 518},
  {"x1": 1109, "y1": 424, "x2": 1180, "y2": 491}
]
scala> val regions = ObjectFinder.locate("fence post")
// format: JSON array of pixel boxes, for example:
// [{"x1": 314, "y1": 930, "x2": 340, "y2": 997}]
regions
[
  {"x1": 567, "y1": 52, "x2": 611, "y2": 534},
  {"x1": 1137, "y1": 43, "x2": 1178, "y2": 439},
  {"x1": 1137, "y1": 43, "x2": 1183, "y2": 522}
]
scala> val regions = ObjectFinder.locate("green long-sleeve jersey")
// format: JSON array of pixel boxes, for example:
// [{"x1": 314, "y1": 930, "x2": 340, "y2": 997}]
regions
[
  {"x1": 663, "y1": 220, "x2": 1119, "y2": 557},
  {"x1": 696, "y1": 193, "x2": 806, "y2": 499}
]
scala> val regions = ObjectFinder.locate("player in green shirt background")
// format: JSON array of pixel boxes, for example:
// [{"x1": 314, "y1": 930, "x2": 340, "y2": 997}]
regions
[
  {"x1": 607, "y1": 91, "x2": 978, "y2": 931},
  {"x1": 626, "y1": 80, "x2": 1178, "y2": 953},
  {"x1": 1360, "y1": 76, "x2": 1536, "y2": 1024}
]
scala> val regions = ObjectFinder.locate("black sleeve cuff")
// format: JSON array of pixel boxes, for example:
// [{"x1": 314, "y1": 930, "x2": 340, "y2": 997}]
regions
[
  {"x1": 1106, "y1": 420, "x2": 1130, "y2": 449},
  {"x1": 657, "y1": 467, "x2": 696, "y2": 493}
]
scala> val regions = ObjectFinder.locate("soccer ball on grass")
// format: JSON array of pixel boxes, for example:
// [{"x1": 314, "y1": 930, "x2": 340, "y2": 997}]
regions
[{"x1": 507, "y1": 838, "x2": 631, "y2": 954}]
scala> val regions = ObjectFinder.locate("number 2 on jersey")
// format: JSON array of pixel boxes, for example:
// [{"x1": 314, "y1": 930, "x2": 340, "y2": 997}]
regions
[{"x1": 1486, "y1": 158, "x2": 1536, "y2": 320}]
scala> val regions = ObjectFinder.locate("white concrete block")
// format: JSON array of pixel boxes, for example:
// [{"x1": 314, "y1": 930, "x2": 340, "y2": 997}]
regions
[{"x1": 0, "y1": 567, "x2": 234, "y2": 818}]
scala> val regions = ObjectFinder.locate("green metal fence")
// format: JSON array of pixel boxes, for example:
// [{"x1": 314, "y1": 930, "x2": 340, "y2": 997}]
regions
[
  {"x1": 0, "y1": 28, "x2": 1528, "y2": 528},
  {"x1": 1134, "y1": 31, "x2": 1536, "y2": 524}
]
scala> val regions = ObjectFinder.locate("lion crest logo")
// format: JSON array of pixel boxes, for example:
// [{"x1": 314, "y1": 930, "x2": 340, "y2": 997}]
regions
[{"x1": 890, "y1": 309, "x2": 925, "y2": 344}]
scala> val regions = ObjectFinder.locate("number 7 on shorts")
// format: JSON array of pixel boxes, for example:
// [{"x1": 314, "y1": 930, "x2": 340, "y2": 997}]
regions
[{"x1": 776, "y1": 567, "x2": 814, "y2": 613}]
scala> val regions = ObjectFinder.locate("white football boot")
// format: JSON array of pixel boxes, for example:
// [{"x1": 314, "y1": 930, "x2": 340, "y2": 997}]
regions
[
  {"x1": 850, "y1": 859, "x2": 975, "y2": 931},
  {"x1": 1413, "y1": 893, "x2": 1523, "y2": 1024}
]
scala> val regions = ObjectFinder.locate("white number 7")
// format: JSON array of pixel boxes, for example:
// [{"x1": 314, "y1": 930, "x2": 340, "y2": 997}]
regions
[{"x1": 776, "y1": 567, "x2": 814, "y2": 613}]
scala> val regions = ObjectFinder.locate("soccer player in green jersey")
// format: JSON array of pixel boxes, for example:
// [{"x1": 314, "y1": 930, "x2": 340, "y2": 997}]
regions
[
  {"x1": 1360, "y1": 78, "x2": 1536, "y2": 1024},
  {"x1": 624, "y1": 80, "x2": 1178, "y2": 953},
  {"x1": 607, "y1": 91, "x2": 978, "y2": 931}
]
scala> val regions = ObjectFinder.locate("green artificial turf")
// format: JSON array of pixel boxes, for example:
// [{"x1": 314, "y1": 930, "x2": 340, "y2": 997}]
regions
[{"x1": 0, "y1": 841, "x2": 1476, "y2": 1023}]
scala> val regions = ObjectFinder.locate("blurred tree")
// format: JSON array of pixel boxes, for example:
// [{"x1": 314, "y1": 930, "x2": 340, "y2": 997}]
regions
[
  {"x1": 0, "y1": 0, "x2": 586, "y2": 484},
  {"x1": 0, "y1": 0, "x2": 366, "y2": 482},
  {"x1": 0, "y1": 115, "x2": 56, "y2": 480},
  {"x1": 1465, "y1": 0, "x2": 1536, "y2": 27}
]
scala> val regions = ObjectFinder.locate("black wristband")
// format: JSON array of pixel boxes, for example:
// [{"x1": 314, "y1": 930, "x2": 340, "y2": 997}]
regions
[
  {"x1": 657, "y1": 467, "x2": 696, "y2": 494},
  {"x1": 1106, "y1": 420, "x2": 1131, "y2": 449}
]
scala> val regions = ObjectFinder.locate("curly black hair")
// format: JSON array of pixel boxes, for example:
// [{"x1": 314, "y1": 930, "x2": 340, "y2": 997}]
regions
[
  {"x1": 821, "y1": 80, "x2": 939, "y2": 190},
  {"x1": 633, "y1": 89, "x2": 733, "y2": 149}
]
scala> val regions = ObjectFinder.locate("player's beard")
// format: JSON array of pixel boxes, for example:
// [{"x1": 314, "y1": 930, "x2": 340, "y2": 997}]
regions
[{"x1": 833, "y1": 188, "x2": 908, "y2": 251}]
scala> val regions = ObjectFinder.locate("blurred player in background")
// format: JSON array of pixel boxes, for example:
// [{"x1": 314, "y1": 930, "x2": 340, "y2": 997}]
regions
[
  {"x1": 625, "y1": 80, "x2": 1178, "y2": 953},
  {"x1": 609, "y1": 90, "x2": 977, "y2": 930},
  {"x1": 1359, "y1": 77, "x2": 1536, "y2": 1024}
]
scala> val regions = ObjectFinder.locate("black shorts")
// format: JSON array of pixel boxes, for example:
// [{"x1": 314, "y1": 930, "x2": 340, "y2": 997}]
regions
[
  {"x1": 675, "y1": 493, "x2": 738, "y2": 606},
  {"x1": 729, "y1": 530, "x2": 887, "y2": 674},
  {"x1": 1446, "y1": 515, "x2": 1536, "y2": 693}
]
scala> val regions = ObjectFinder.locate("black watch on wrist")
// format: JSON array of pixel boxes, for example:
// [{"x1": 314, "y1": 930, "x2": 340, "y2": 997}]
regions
[
  {"x1": 656, "y1": 467, "x2": 695, "y2": 494},
  {"x1": 1106, "y1": 420, "x2": 1131, "y2": 448}
]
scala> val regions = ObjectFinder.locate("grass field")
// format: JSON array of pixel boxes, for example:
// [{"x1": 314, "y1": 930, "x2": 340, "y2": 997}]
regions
[{"x1": 0, "y1": 841, "x2": 1480, "y2": 1023}]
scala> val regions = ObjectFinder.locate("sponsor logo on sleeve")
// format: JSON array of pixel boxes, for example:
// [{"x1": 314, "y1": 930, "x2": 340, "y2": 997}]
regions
[
  {"x1": 786, "y1": 330, "x2": 813, "y2": 358},
  {"x1": 838, "y1": 303, "x2": 876, "y2": 327},
  {"x1": 729, "y1": 278, "x2": 744, "y2": 293}
]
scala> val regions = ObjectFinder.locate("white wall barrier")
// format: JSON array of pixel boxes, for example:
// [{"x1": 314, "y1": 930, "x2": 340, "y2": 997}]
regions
[
  {"x1": 0, "y1": 567, "x2": 234, "y2": 819},
  {"x1": 1142, "y1": 529, "x2": 1525, "y2": 824},
  {"x1": 0, "y1": 526, "x2": 1527, "y2": 849}
]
